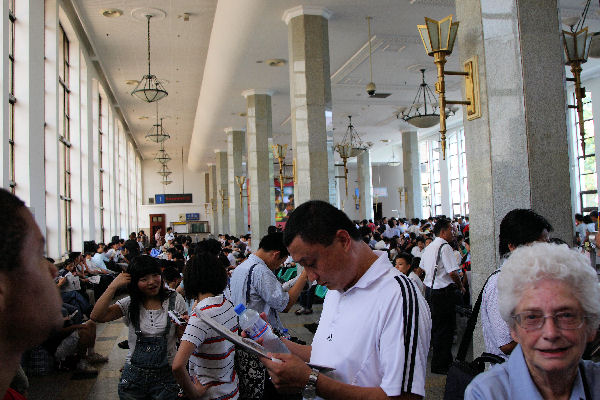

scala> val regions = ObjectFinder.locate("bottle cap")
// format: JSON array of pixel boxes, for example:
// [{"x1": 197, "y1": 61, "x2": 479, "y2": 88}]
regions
[
  {"x1": 282, "y1": 328, "x2": 288, "y2": 333},
  {"x1": 234, "y1": 304, "x2": 246, "y2": 315}
]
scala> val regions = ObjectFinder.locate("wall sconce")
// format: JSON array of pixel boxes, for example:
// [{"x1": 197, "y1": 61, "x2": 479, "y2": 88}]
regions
[
  {"x1": 334, "y1": 143, "x2": 350, "y2": 197},
  {"x1": 218, "y1": 189, "x2": 229, "y2": 216},
  {"x1": 235, "y1": 175, "x2": 247, "y2": 210},
  {"x1": 272, "y1": 144, "x2": 294, "y2": 194},
  {"x1": 418, "y1": 15, "x2": 480, "y2": 159},
  {"x1": 563, "y1": 27, "x2": 592, "y2": 156},
  {"x1": 398, "y1": 186, "x2": 408, "y2": 211},
  {"x1": 203, "y1": 202, "x2": 211, "y2": 216}
]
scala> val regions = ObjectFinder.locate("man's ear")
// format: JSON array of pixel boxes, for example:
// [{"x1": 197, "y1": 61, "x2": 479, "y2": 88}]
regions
[
  {"x1": 510, "y1": 328, "x2": 519, "y2": 344},
  {"x1": 335, "y1": 229, "x2": 352, "y2": 250}
]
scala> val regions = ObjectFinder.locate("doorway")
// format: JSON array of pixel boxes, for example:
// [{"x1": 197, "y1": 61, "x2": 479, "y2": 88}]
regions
[{"x1": 373, "y1": 202, "x2": 382, "y2": 221}]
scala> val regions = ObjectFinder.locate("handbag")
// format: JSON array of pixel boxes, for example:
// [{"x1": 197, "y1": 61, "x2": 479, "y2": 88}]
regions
[{"x1": 443, "y1": 270, "x2": 505, "y2": 400}]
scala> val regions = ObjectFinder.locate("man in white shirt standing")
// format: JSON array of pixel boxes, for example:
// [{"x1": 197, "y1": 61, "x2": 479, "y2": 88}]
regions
[
  {"x1": 263, "y1": 201, "x2": 431, "y2": 399},
  {"x1": 165, "y1": 227, "x2": 175, "y2": 243},
  {"x1": 420, "y1": 217, "x2": 465, "y2": 374}
]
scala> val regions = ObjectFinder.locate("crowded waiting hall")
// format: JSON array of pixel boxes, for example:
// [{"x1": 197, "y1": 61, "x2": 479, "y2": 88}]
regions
[{"x1": 2, "y1": 1, "x2": 600, "y2": 399}]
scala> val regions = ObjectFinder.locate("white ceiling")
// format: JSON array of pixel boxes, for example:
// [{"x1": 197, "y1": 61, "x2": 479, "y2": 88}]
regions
[{"x1": 73, "y1": 0, "x2": 600, "y2": 171}]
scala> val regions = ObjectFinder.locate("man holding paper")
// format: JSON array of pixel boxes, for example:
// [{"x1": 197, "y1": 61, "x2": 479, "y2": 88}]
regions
[{"x1": 262, "y1": 200, "x2": 431, "y2": 400}]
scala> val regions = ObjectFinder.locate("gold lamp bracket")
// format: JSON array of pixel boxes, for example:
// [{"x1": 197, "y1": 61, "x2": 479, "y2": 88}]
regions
[{"x1": 463, "y1": 56, "x2": 480, "y2": 121}]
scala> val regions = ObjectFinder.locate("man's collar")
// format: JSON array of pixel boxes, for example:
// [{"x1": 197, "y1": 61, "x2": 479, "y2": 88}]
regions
[{"x1": 343, "y1": 250, "x2": 389, "y2": 293}]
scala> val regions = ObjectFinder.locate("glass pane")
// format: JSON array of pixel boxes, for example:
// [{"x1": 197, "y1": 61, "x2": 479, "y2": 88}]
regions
[
  {"x1": 581, "y1": 192, "x2": 598, "y2": 210},
  {"x1": 453, "y1": 204, "x2": 461, "y2": 216}
]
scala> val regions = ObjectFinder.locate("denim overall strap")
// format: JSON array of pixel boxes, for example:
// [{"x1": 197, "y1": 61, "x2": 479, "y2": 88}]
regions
[{"x1": 245, "y1": 264, "x2": 258, "y2": 305}]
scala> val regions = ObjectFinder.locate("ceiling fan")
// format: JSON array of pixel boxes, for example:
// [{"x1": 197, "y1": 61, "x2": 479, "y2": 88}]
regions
[{"x1": 365, "y1": 17, "x2": 391, "y2": 99}]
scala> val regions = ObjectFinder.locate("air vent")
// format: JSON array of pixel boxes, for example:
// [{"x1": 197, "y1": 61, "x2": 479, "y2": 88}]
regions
[{"x1": 148, "y1": 197, "x2": 155, "y2": 204}]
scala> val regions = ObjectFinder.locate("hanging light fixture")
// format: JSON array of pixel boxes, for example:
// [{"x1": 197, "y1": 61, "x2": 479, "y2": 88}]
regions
[
  {"x1": 145, "y1": 103, "x2": 170, "y2": 144},
  {"x1": 154, "y1": 143, "x2": 171, "y2": 164},
  {"x1": 399, "y1": 69, "x2": 444, "y2": 129},
  {"x1": 157, "y1": 164, "x2": 172, "y2": 178},
  {"x1": 131, "y1": 15, "x2": 168, "y2": 102},
  {"x1": 161, "y1": 178, "x2": 172, "y2": 186},
  {"x1": 387, "y1": 146, "x2": 401, "y2": 167},
  {"x1": 336, "y1": 116, "x2": 371, "y2": 158}
]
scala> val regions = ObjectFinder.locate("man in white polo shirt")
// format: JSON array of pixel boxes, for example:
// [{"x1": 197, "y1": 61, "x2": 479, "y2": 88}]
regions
[
  {"x1": 419, "y1": 217, "x2": 465, "y2": 375},
  {"x1": 262, "y1": 200, "x2": 431, "y2": 399}
]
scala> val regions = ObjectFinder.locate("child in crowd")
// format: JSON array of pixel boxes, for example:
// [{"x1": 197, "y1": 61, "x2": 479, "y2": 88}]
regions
[{"x1": 172, "y1": 252, "x2": 239, "y2": 400}]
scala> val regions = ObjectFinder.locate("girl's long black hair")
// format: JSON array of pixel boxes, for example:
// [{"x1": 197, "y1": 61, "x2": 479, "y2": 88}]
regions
[{"x1": 126, "y1": 255, "x2": 171, "y2": 329}]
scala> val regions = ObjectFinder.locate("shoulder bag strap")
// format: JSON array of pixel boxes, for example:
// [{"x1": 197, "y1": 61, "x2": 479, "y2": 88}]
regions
[
  {"x1": 162, "y1": 291, "x2": 176, "y2": 335},
  {"x1": 245, "y1": 264, "x2": 259, "y2": 305},
  {"x1": 579, "y1": 363, "x2": 592, "y2": 400},
  {"x1": 430, "y1": 243, "x2": 448, "y2": 290},
  {"x1": 456, "y1": 269, "x2": 501, "y2": 361}
]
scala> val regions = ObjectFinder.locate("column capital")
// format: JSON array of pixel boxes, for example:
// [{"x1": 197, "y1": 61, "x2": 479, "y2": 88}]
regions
[
  {"x1": 282, "y1": 6, "x2": 333, "y2": 25},
  {"x1": 242, "y1": 89, "x2": 274, "y2": 98},
  {"x1": 214, "y1": 149, "x2": 226, "y2": 154},
  {"x1": 224, "y1": 127, "x2": 246, "y2": 134}
]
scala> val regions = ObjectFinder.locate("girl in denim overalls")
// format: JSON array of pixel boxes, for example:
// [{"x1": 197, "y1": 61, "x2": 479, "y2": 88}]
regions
[{"x1": 91, "y1": 256, "x2": 188, "y2": 399}]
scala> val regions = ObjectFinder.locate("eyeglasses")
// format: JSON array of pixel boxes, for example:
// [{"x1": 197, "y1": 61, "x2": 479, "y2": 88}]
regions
[{"x1": 512, "y1": 311, "x2": 588, "y2": 331}]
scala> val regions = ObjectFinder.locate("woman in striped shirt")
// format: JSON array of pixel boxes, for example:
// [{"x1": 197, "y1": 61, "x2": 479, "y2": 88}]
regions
[{"x1": 172, "y1": 252, "x2": 239, "y2": 400}]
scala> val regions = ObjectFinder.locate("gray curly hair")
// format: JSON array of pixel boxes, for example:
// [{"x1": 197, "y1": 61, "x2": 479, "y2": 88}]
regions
[{"x1": 498, "y1": 242, "x2": 600, "y2": 332}]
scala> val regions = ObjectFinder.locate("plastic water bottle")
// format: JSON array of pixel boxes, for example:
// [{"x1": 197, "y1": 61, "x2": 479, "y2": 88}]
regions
[{"x1": 234, "y1": 304, "x2": 290, "y2": 354}]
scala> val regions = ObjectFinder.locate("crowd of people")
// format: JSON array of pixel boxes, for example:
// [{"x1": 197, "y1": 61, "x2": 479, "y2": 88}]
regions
[{"x1": 1, "y1": 186, "x2": 600, "y2": 400}]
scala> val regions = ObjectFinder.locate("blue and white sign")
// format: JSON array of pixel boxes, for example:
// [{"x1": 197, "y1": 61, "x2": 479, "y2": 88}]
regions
[
  {"x1": 155, "y1": 194, "x2": 165, "y2": 204},
  {"x1": 186, "y1": 213, "x2": 200, "y2": 221}
]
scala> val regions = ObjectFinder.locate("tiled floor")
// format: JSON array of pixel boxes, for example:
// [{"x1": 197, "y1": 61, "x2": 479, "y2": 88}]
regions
[{"x1": 28, "y1": 303, "x2": 448, "y2": 399}]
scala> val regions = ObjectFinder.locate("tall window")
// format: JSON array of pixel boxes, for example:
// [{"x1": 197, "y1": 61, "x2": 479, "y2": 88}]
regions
[
  {"x1": 7, "y1": 0, "x2": 15, "y2": 193},
  {"x1": 98, "y1": 94, "x2": 105, "y2": 242},
  {"x1": 448, "y1": 128, "x2": 469, "y2": 216},
  {"x1": 58, "y1": 25, "x2": 72, "y2": 253},
  {"x1": 419, "y1": 141, "x2": 432, "y2": 218},
  {"x1": 419, "y1": 139, "x2": 443, "y2": 218},
  {"x1": 574, "y1": 92, "x2": 597, "y2": 213},
  {"x1": 431, "y1": 141, "x2": 442, "y2": 215}
]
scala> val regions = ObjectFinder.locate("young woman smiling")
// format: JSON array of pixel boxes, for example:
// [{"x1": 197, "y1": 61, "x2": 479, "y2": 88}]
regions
[{"x1": 91, "y1": 255, "x2": 188, "y2": 400}]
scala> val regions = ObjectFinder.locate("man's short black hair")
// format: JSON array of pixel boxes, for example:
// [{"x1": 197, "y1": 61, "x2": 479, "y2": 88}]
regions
[
  {"x1": 183, "y1": 252, "x2": 228, "y2": 301},
  {"x1": 433, "y1": 217, "x2": 452, "y2": 236},
  {"x1": 258, "y1": 232, "x2": 289, "y2": 258},
  {"x1": 415, "y1": 236, "x2": 425, "y2": 244},
  {"x1": 575, "y1": 213, "x2": 584, "y2": 222},
  {"x1": 0, "y1": 189, "x2": 27, "y2": 272},
  {"x1": 283, "y1": 200, "x2": 361, "y2": 247},
  {"x1": 499, "y1": 209, "x2": 553, "y2": 257}
]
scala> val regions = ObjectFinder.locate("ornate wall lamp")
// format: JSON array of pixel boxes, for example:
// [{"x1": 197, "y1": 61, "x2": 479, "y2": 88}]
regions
[
  {"x1": 334, "y1": 143, "x2": 350, "y2": 197},
  {"x1": 272, "y1": 144, "x2": 294, "y2": 194},
  {"x1": 418, "y1": 15, "x2": 480, "y2": 159},
  {"x1": 563, "y1": 27, "x2": 592, "y2": 156},
  {"x1": 203, "y1": 202, "x2": 211, "y2": 216},
  {"x1": 218, "y1": 189, "x2": 229, "y2": 216},
  {"x1": 235, "y1": 175, "x2": 247, "y2": 210}
]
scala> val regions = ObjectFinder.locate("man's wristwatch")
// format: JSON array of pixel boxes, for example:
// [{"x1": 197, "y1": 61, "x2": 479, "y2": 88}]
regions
[{"x1": 301, "y1": 368, "x2": 319, "y2": 399}]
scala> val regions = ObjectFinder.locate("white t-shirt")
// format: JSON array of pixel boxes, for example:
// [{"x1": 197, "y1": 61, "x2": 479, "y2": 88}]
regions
[
  {"x1": 408, "y1": 271, "x2": 425, "y2": 294},
  {"x1": 310, "y1": 251, "x2": 431, "y2": 398},
  {"x1": 481, "y1": 268, "x2": 511, "y2": 360},
  {"x1": 116, "y1": 291, "x2": 187, "y2": 365},
  {"x1": 181, "y1": 295, "x2": 239, "y2": 399},
  {"x1": 165, "y1": 232, "x2": 175, "y2": 242},
  {"x1": 411, "y1": 246, "x2": 424, "y2": 258},
  {"x1": 59, "y1": 271, "x2": 80, "y2": 292},
  {"x1": 420, "y1": 237, "x2": 459, "y2": 289}
]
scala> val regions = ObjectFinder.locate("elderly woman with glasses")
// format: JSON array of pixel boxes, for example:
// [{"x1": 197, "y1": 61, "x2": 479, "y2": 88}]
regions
[{"x1": 466, "y1": 242, "x2": 600, "y2": 399}]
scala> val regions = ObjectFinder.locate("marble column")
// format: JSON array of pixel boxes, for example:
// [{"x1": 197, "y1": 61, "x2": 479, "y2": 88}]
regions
[
  {"x1": 456, "y1": 0, "x2": 573, "y2": 355},
  {"x1": 208, "y1": 163, "x2": 219, "y2": 235},
  {"x1": 356, "y1": 150, "x2": 373, "y2": 220},
  {"x1": 327, "y1": 137, "x2": 337, "y2": 206},
  {"x1": 283, "y1": 6, "x2": 332, "y2": 205},
  {"x1": 208, "y1": 164, "x2": 219, "y2": 235},
  {"x1": 215, "y1": 150, "x2": 229, "y2": 235},
  {"x1": 243, "y1": 90, "x2": 274, "y2": 244},
  {"x1": 226, "y1": 128, "x2": 246, "y2": 237},
  {"x1": 401, "y1": 131, "x2": 422, "y2": 219}
]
